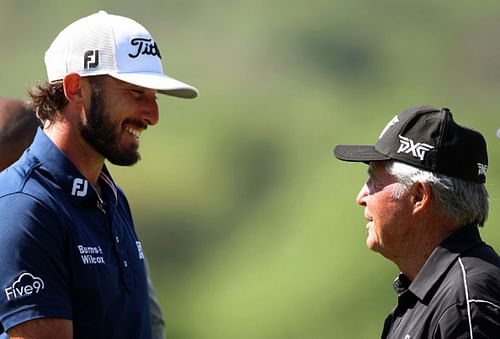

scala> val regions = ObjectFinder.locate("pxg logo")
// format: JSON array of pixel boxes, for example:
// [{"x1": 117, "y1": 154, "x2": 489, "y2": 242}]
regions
[{"x1": 5, "y1": 272, "x2": 45, "y2": 301}]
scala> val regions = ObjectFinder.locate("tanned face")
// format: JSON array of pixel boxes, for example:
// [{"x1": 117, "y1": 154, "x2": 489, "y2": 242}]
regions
[{"x1": 78, "y1": 76, "x2": 159, "y2": 166}]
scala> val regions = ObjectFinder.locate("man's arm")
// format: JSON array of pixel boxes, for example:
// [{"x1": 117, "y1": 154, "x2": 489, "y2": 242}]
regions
[
  {"x1": 434, "y1": 302, "x2": 500, "y2": 337},
  {"x1": 7, "y1": 318, "x2": 72, "y2": 339},
  {"x1": 145, "y1": 257, "x2": 166, "y2": 339}
]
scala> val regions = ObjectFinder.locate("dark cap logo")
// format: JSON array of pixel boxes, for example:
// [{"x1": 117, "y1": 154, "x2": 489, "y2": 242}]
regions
[
  {"x1": 84, "y1": 50, "x2": 100, "y2": 69},
  {"x1": 129, "y1": 38, "x2": 162, "y2": 59}
]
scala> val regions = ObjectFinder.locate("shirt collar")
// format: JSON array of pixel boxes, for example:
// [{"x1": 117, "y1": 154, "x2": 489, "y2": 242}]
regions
[
  {"x1": 404, "y1": 225, "x2": 484, "y2": 301},
  {"x1": 30, "y1": 128, "x2": 118, "y2": 206}
]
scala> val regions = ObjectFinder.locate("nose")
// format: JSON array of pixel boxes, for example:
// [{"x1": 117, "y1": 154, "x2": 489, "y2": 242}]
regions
[
  {"x1": 356, "y1": 183, "x2": 369, "y2": 206},
  {"x1": 143, "y1": 99, "x2": 159, "y2": 126}
]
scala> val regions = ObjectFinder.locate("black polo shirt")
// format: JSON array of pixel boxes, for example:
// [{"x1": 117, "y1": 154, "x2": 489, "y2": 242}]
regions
[{"x1": 381, "y1": 225, "x2": 500, "y2": 338}]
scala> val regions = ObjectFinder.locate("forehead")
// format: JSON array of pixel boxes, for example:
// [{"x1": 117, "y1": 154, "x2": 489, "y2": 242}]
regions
[{"x1": 101, "y1": 75, "x2": 157, "y2": 93}]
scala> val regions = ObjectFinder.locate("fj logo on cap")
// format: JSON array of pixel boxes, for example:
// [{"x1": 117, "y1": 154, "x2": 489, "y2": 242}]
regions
[
  {"x1": 84, "y1": 50, "x2": 99, "y2": 69},
  {"x1": 397, "y1": 135, "x2": 434, "y2": 161},
  {"x1": 477, "y1": 163, "x2": 488, "y2": 176}
]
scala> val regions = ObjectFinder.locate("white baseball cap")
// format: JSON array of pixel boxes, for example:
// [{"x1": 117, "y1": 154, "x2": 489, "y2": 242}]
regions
[{"x1": 44, "y1": 10, "x2": 198, "y2": 98}]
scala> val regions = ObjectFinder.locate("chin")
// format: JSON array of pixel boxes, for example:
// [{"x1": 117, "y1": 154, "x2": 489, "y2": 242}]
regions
[{"x1": 366, "y1": 239, "x2": 380, "y2": 253}]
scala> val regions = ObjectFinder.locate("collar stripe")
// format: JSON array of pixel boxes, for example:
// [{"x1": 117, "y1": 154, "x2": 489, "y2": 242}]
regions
[{"x1": 99, "y1": 171, "x2": 118, "y2": 204}]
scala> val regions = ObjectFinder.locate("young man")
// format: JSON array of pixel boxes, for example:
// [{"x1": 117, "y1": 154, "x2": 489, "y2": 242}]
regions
[
  {"x1": 334, "y1": 105, "x2": 500, "y2": 338},
  {"x1": 0, "y1": 98, "x2": 166, "y2": 338},
  {"x1": 0, "y1": 11, "x2": 197, "y2": 339}
]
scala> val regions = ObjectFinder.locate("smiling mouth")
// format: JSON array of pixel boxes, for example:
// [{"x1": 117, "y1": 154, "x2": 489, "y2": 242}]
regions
[{"x1": 125, "y1": 125, "x2": 142, "y2": 140}]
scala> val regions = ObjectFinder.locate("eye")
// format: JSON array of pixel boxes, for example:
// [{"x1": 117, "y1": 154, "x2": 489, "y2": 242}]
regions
[
  {"x1": 131, "y1": 89, "x2": 145, "y2": 99},
  {"x1": 367, "y1": 176, "x2": 383, "y2": 192}
]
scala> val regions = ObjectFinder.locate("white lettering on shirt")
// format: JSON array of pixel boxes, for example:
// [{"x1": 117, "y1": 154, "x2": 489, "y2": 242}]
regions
[
  {"x1": 4, "y1": 272, "x2": 45, "y2": 301},
  {"x1": 77, "y1": 244, "x2": 105, "y2": 265}
]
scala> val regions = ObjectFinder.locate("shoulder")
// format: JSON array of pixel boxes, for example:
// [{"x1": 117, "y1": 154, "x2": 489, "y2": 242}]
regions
[
  {"x1": 0, "y1": 151, "x2": 41, "y2": 196},
  {"x1": 432, "y1": 246, "x2": 500, "y2": 336},
  {"x1": 0, "y1": 163, "x2": 68, "y2": 242},
  {"x1": 459, "y1": 246, "x2": 500, "y2": 303}
]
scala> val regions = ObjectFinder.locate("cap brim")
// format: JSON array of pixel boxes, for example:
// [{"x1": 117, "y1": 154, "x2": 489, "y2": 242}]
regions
[
  {"x1": 333, "y1": 145, "x2": 391, "y2": 162},
  {"x1": 110, "y1": 72, "x2": 199, "y2": 99}
]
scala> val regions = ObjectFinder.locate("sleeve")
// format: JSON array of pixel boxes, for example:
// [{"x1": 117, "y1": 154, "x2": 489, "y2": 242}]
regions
[
  {"x1": 0, "y1": 193, "x2": 72, "y2": 332},
  {"x1": 145, "y1": 256, "x2": 166, "y2": 339},
  {"x1": 433, "y1": 301, "x2": 500, "y2": 338}
]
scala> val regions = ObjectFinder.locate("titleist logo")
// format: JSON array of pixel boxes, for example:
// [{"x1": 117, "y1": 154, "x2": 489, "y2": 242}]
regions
[{"x1": 129, "y1": 38, "x2": 162, "y2": 59}]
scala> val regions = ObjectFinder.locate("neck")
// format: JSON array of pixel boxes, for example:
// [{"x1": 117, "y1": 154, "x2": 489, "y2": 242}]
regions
[
  {"x1": 392, "y1": 217, "x2": 457, "y2": 281},
  {"x1": 44, "y1": 121, "x2": 104, "y2": 186}
]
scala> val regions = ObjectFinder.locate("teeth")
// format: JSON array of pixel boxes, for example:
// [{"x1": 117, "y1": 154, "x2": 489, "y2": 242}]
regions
[{"x1": 125, "y1": 126, "x2": 141, "y2": 139}]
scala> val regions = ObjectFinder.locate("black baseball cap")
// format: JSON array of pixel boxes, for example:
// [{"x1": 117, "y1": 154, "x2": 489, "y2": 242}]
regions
[{"x1": 333, "y1": 105, "x2": 488, "y2": 183}]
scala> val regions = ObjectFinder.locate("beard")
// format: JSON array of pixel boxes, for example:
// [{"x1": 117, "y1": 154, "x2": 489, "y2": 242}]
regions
[{"x1": 79, "y1": 79, "x2": 141, "y2": 166}]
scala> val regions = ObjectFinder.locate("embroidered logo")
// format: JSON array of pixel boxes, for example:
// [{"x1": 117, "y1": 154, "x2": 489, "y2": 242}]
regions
[
  {"x1": 84, "y1": 50, "x2": 99, "y2": 69},
  {"x1": 397, "y1": 135, "x2": 434, "y2": 160},
  {"x1": 4, "y1": 272, "x2": 45, "y2": 301},
  {"x1": 71, "y1": 178, "x2": 88, "y2": 197},
  {"x1": 477, "y1": 163, "x2": 488, "y2": 176},
  {"x1": 129, "y1": 38, "x2": 162, "y2": 59},
  {"x1": 136, "y1": 241, "x2": 145, "y2": 260},
  {"x1": 379, "y1": 115, "x2": 399, "y2": 139},
  {"x1": 405, "y1": 335, "x2": 411, "y2": 339},
  {"x1": 78, "y1": 245, "x2": 105, "y2": 265}
]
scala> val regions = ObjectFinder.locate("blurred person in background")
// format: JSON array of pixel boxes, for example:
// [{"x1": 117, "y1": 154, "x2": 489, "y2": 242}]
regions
[
  {"x1": 334, "y1": 105, "x2": 500, "y2": 338},
  {"x1": 0, "y1": 10, "x2": 197, "y2": 339},
  {"x1": 0, "y1": 99, "x2": 165, "y2": 339},
  {"x1": 0, "y1": 99, "x2": 38, "y2": 171}
]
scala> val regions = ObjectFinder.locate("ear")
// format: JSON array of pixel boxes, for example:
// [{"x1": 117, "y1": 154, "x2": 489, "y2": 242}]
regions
[
  {"x1": 411, "y1": 181, "x2": 432, "y2": 215},
  {"x1": 62, "y1": 73, "x2": 84, "y2": 104}
]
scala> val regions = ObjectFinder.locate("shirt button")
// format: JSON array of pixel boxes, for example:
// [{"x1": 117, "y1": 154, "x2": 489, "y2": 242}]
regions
[
  {"x1": 123, "y1": 260, "x2": 128, "y2": 268},
  {"x1": 115, "y1": 236, "x2": 120, "y2": 244}
]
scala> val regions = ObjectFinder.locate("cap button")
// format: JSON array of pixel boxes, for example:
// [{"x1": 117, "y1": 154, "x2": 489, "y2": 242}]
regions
[{"x1": 441, "y1": 107, "x2": 451, "y2": 113}]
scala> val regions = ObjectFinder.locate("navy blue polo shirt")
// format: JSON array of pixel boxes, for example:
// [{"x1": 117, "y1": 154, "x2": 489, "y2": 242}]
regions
[{"x1": 0, "y1": 129, "x2": 152, "y2": 339}]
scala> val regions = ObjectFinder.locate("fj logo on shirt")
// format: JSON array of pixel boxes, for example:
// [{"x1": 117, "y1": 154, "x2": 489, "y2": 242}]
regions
[
  {"x1": 4, "y1": 272, "x2": 45, "y2": 301},
  {"x1": 397, "y1": 135, "x2": 434, "y2": 161},
  {"x1": 136, "y1": 241, "x2": 145, "y2": 260},
  {"x1": 71, "y1": 178, "x2": 88, "y2": 197},
  {"x1": 478, "y1": 163, "x2": 488, "y2": 176}
]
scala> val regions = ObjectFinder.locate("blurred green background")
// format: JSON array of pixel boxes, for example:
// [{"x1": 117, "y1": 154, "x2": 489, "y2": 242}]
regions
[{"x1": 2, "y1": 1, "x2": 500, "y2": 338}]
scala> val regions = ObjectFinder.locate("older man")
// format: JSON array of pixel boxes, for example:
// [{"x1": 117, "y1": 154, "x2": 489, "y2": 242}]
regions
[{"x1": 334, "y1": 105, "x2": 500, "y2": 338}]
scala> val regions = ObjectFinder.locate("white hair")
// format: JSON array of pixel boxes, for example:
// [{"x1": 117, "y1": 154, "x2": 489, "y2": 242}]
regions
[{"x1": 385, "y1": 161, "x2": 489, "y2": 227}]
